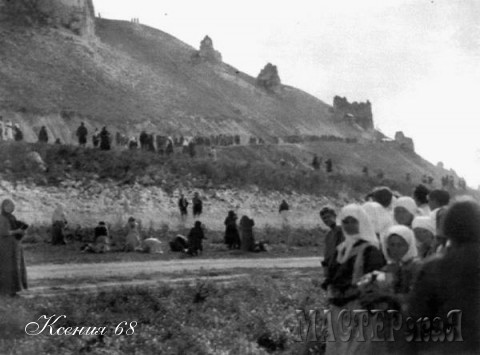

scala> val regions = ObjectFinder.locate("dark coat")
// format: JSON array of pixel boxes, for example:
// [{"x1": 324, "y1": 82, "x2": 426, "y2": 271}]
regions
[
  {"x1": 406, "y1": 245, "x2": 480, "y2": 354},
  {"x1": 239, "y1": 216, "x2": 255, "y2": 252},
  {"x1": 99, "y1": 129, "x2": 111, "y2": 150},
  {"x1": 192, "y1": 197, "x2": 203, "y2": 216},
  {"x1": 188, "y1": 226, "x2": 205, "y2": 255},
  {"x1": 224, "y1": 215, "x2": 240, "y2": 249},
  {"x1": 324, "y1": 240, "x2": 385, "y2": 306},
  {"x1": 38, "y1": 127, "x2": 48, "y2": 143},
  {"x1": 322, "y1": 224, "x2": 344, "y2": 270}
]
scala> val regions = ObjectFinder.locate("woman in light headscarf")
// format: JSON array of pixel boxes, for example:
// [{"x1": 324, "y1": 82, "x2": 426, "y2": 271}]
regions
[
  {"x1": 412, "y1": 216, "x2": 436, "y2": 258},
  {"x1": 51, "y1": 204, "x2": 67, "y2": 245},
  {"x1": 363, "y1": 201, "x2": 394, "y2": 238},
  {"x1": 393, "y1": 196, "x2": 417, "y2": 227},
  {"x1": 0, "y1": 199, "x2": 28, "y2": 296},
  {"x1": 324, "y1": 204, "x2": 385, "y2": 355},
  {"x1": 379, "y1": 225, "x2": 419, "y2": 294}
]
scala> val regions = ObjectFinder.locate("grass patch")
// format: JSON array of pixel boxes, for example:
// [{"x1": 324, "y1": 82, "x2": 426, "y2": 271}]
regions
[{"x1": 0, "y1": 276, "x2": 327, "y2": 354}]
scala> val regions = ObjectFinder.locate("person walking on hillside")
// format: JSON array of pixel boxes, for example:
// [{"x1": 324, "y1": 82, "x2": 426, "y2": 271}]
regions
[
  {"x1": 13, "y1": 124, "x2": 23, "y2": 142},
  {"x1": 0, "y1": 199, "x2": 29, "y2": 296},
  {"x1": 92, "y1": 128, "x2": 100, "y2": 148},
  {"x1": 312, "y1": 155, "x2": 320, "y2": 170},
  {"x1": 76, "y1": 122, "x2": 88, "y2": 147},
  {"x1": 239, "y1": 215, "x2": 255, "y2": 252},
  {"x1": 51, "y1": 204, "x2": 67, "y2": 245},
  {"x1": 99, "y1": 126, "x2": 111, "y2": 151},
  {"x1": 192, "y1": 192, "x2": 203, "y2": 218},
  {"x1": 279, "y1": 199, "x2": 290, "y2": 227},
  {"x1": 224, "y1": 210, "x2": 240, "y2": 249},
  {"x1": 38, "y1": 126, "x2": 49, "y2": 143},
  {"x1": 325, "y1": 158, "x2": 333, "y2": 173},
  {"x1": 178, "y1": 194, "x2": 189, "y2": 223},
  {"x1": 209, "y1": 146, "x2": 218, "y2": 162}
]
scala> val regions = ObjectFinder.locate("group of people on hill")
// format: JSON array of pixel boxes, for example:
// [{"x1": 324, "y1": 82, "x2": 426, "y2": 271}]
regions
[
  {"x1": 0, "y1": 117, "x2": 24, "y2": 142},
  {"x1": 318, "y1": 184, "x2": 479, "y2": 354},
  {"x1": 312, "y1": 154, "x2": 333, "y2": 172}
]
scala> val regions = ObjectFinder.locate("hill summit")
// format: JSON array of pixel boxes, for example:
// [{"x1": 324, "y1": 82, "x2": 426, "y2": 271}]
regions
[{"x1": 0, "y1": 1, "x2": 377, "y2": 144}]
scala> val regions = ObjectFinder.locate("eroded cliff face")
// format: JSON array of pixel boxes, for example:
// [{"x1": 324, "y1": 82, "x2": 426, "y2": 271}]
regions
[{"x1": 0, "y1": 0, "x2": 95, "y2": 37}]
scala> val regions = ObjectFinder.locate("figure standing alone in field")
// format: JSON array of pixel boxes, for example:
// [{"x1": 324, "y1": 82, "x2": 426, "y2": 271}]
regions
[
  {"x1": 224, "y1": 210, "x2": 240, "y2": 249},
  {"x1": 178, "y1": 194, "x2": 189, "y2": 223},
  {"x1": 92, "y1": 128, "x2": 100, "y2": 147},
  {"x1": 279, "y1": 199, "x2": 290, "y2": 227},
  {"x1": 192, "y1": 192, "x2": 203, "y2": 218},
  {"x1": 51, "y1": 204, "x2": 67, "y2": 245},
  {"x1": 76, "y1": 122, "x2": 88, "y2": 147},
  {"x1": 239, "y1": 215, "x2": 255, "y2": 252},
  {"x1": 124, "y1": 217, "x2": 141, "y2": 252},
  {"x1": 38, "y1": 126, "x2": 49, "y2": 143},
  {"x1": 0, "y1": 199, "x2": 29, "y2": 296},
  {"x1": 325, "y1": 158, "x2": 333, "y2": 173},
  {"x1": 99, "y1": 126, "x2": 111, "y2": 150},
  {"x1": 13, "y1": 124, "x2": 23, "y2": 141},
  {"x1": 312, "y1": 154, "x2": 320, "y2": 170}
]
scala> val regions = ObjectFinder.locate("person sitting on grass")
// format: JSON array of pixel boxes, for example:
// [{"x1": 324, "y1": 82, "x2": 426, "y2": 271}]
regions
[
  {"x1": 81, "y1": 221, "x2": 110, "y2": 253},
  {"x1": 136, "y1": 237, "x2": 163, "y2": 254},
  {"x1": 169, "y1": 234, "x2": 189, "y2": 252}
]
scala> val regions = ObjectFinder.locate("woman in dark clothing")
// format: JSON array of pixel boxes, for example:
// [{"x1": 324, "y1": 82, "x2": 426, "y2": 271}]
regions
[
  {"x1": 99, "y1": 126, "x2": 111, "y2": 151},
  {"x1": 192, "y1": 192, "x2": 203, "y2": 218},
  {"x1": 324, "y1": 204, "x2": 385, "y2": 355},
  {"x1": 224, "y1": 211, "x2": 240, "y2": 249},
  {"x1": 239, "y1": 215, "x2": 255, "y2": 252},
  {"x1": 38, "y1": 126, "x2": 49, "y2": 143},
  {"x1": 187, "y1": 221, "x2": 205, "y2": 256},
  {"x1": 0, "y1": 199, "x2": 29, "y2": 296},
  {"x1": 406, "y1": 199, "x2": 480, "y2": 355}
]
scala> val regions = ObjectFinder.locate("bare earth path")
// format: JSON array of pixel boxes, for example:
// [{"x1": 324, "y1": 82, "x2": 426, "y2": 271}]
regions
[{"x1": 23, "y1": 257, "x2": 323, "y2": 297}]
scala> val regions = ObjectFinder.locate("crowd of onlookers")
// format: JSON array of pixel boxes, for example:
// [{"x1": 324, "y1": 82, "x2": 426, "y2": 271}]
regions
[
  {"x1": 319, "y1": 184, "x2": 479, "y2": 354},
  {"x1": 0, "y1": 182, "x2": 479, "y2": 354}
]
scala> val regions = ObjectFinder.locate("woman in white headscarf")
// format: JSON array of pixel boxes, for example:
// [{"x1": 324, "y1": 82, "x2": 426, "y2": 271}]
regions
[
  {"x1": 324, "y1": 204, "x2": 385, "y2": 355},
  {"x1": 393, "y1": 196, "x2": 418, "y2": 227},
  {"x1": 363, "y1": 201, "x2": 394, "y2": 238},
  {"x1": 412, "y1": 216, "x2": 436, "y2": 259}
]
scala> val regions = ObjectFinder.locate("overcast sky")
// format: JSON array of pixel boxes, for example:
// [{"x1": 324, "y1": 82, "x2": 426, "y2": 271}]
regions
[{"x1": 95, "y1": 0, "x2": 480, "y2": 187}]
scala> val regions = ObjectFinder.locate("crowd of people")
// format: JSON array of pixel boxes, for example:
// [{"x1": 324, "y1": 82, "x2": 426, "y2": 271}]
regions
[
  {"x1": 319, "y1": 184, "x2": 479, "y2": 354},
  {"x1": 0, "y1": 178, "x2": 478, "y2": 354}
]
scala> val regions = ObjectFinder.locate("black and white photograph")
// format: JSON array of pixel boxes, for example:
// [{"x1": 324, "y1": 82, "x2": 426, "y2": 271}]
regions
[{"x1": 0, "y1": 0, "x2": 479, "y2": 354}]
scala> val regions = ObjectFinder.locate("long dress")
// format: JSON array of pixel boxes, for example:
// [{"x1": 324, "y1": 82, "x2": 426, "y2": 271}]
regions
[
  {"x1": 125, "y1": 223, "x2": 140, "y2": 252},
  {"x1": 224, "y1": 216, "x2": 240, "y2": 249},
  {"x1": 239, "y1": 216, "x2": 255, "y2": 252},
  {"x1": 0, "y1": 214, "x2": 28, "y2": 295}
]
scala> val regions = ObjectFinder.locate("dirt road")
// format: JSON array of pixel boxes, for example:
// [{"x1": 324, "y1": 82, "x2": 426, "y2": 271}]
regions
[{"x1": 24, "y1": 257, "x2": 322, "y2": 297}]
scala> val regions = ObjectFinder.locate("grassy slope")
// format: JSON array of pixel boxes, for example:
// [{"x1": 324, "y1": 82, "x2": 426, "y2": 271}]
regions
[
  {"x1": 0, "y1": 19, "x2": 354, "y2": 140},
  {"x1": 1, "y1": 140, "x2": 472, "y2": 200}
]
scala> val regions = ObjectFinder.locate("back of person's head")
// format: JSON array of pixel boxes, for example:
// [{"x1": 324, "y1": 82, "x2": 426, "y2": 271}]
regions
[
  {"x1": 371, "y1": 186, "x2": 393, "y2": 208},
  {"x1": 128, "y1": 217, "x2": 135, "y2": 223},
  {"x1": 320, "y1": 206, "x2": 336, "y2": 218},
  {"x1": 413, "y1": 184, "x2": 430, "y2": 205},
  {"x1": 444, "y1": 198, "x2": 480, "y2": 245},
  {"x1": 99, "y1": 221, "x2": 106, "y2": 226},
  {"x1": 195, "y1": 221, "x2": 202, "y2": 228},
  {"x1": 428, "y1": 189, "x2": 450, "y2": 209}
]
